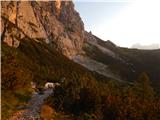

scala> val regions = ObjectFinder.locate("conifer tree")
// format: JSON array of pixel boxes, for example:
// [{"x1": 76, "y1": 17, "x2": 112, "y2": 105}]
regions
[{"x1": 134, "y1": 72, "x2": 155, "y2": 100}]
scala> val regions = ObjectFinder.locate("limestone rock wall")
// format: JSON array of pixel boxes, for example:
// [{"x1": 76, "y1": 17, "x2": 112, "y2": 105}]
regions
[{"x1": 1, "y1": 1, "x2": 85, "y2": 59}]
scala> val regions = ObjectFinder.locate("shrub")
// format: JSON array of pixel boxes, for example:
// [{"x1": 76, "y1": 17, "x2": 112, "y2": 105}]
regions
[{"x1": 40, "y1": 105, "x2": 54, "y2": 120}]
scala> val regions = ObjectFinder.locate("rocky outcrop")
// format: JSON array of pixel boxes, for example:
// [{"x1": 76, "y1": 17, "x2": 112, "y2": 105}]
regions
[
  {"x1": 73, "y1": 55, "x2": 122, "y2": 81},
  {"x1": 73, "y1": 31, "x2": 123, "y2": 81},
  {"x1": 1, "y1": 1, "x2": 84, "y2": 58}
]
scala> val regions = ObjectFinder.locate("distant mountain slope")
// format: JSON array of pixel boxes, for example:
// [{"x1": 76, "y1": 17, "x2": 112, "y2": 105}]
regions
[{"x1": 74, "y1": 32, "x2": 160, "y2": 91}]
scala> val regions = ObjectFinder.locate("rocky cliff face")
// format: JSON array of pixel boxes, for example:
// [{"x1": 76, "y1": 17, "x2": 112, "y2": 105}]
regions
[
  {"x1": 1, "y1": 1, "x2": 84, "y2": 59},
  {"x1": 2, "y1": 1, "x2": 160, "y2": 88}
]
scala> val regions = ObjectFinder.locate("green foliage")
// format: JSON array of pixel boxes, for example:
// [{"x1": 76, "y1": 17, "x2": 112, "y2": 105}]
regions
[
  {"x1": 2, "y1": 38, "x2": 160, "y2": 120},
  {"x1": 133, "y1": 72, "x2": 155, "y2": 100},
  {"x1": 46, "y1": 73, "x2": 160, "y2": 120},
  {"x1": 1, "y1": 38, "x2": 98, "y2": 119},
  {"x1": 1, "y1": 43, "x2": 33, "y2": 90},
  {"x1": 1, "y1": 89, "x2": 31, "y2": 120}
]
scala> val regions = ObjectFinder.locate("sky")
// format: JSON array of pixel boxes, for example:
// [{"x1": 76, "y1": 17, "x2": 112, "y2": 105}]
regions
[{"x1": 74, "y1": 0, "x2": 160, "y2": 48}]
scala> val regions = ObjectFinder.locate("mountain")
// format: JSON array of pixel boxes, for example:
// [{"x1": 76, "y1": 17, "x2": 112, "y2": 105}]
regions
[
  {"x1": 1, "y1": 1, "x2": 160, "y2": 120},
  {"x1": 2, "y1": 1, "x2": 160, "y2": 87},
  {"x1": 1, "y1": 2, "x2": 104, "y2": 119},
  {"x1": 74, "y1": 31, "x2": 160, "y2": 91},
  {"x1": 1, "y1": 1, "x2": 84, "y2": 59}
]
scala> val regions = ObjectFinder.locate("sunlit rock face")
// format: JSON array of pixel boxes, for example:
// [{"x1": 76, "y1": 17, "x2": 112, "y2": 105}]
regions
[
  {"x1": 1, "y1": 1, "x2": 84, "y2": 58},
  {"x1": 55, "y1": 0, "x2": 61, "y2": 12}
]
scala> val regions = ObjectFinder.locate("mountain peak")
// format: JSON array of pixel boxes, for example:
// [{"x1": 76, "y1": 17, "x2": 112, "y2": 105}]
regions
[{"x1": 1, "y1": 1, "x2": 84, "y2": 59}]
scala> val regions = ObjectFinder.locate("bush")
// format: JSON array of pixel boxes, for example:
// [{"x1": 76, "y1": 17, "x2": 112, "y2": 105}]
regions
[{"x1": 40, "y1": 105, "x2": 54, "y2": 120}]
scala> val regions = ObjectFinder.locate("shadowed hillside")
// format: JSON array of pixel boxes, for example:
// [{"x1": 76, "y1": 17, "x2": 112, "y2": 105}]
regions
[
  {"x1": 2, "y1": 38, "x2": 107, "y2": 119},
  {"x1": 77, "y1": 32, "x2": 160, "y2": 93}
]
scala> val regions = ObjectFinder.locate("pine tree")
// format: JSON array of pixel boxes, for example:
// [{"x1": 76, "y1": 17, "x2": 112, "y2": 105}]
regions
[{"x1": 134, "y1": 72, "x2": 155, "y2": 100}]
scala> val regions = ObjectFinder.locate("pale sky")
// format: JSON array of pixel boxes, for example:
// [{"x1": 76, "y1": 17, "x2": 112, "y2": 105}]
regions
[{"x1": 74, "y1": 0, "x2": 160, "y2": 48}]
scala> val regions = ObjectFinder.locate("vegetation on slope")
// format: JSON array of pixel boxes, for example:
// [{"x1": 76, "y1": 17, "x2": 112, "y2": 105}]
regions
[
  {"x1": 84, "y1": 38, "x2": 160, "y2": 93},
  {"x1": 46, "y1": 72, "x2": 160, "y2": 120},
  {"x1": 2, "y1": 43, "x2": 32, "y2": 119},
  {"x1": 1, "y1": 38, "x2": 104, "y2": 119},
  {"x1": 2, "y1": 38, "x2": 160, "y2": 120}
]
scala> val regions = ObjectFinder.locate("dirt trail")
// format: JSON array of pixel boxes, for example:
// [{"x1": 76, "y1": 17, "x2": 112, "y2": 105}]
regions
[{"x1": 9, "y1": 89, "x2": 53, "y2": 120}]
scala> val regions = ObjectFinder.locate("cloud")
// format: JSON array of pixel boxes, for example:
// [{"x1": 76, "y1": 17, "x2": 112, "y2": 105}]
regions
[
  {"x1": 104, "y1": 0, "x2": 160, "y2": 47},
  {"x1": 131, "y1": 43, "x2": 160, "y2": 50}
]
